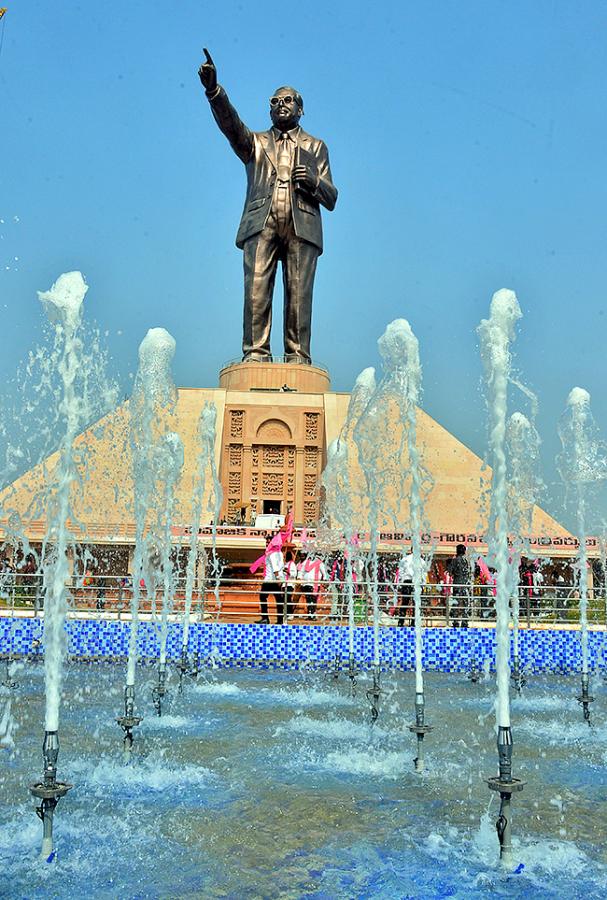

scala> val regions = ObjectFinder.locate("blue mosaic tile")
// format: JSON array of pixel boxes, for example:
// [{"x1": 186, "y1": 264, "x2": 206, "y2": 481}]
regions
[{"x1": 1, "y1": 617, "x2": 606, "y2": 673}]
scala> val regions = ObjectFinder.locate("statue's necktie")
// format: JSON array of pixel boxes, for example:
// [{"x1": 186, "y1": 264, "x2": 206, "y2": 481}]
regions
[{"x1": 277, "y1": 133, "x2": 292, "y2": 183}]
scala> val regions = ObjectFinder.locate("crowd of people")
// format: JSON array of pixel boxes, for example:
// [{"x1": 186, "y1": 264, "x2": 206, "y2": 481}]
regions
[
  {"x1": 0, "y1": 539, "x2": 597, "y2": 626},
  {"x1": 247, "y1": 538, "x2": 587, "y2": 626}
]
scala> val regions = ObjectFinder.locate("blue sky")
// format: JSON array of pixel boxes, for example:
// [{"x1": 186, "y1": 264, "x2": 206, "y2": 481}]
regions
[{"x1": 1, "y1": 1, "x2": 606, "y2": 528}]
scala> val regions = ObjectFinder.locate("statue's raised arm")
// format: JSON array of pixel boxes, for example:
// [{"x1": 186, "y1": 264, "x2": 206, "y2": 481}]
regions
[
  {"x1": 198, "y1": 48, "x2": 217, "y2": 94},
  {"x1": 198, "y1": 48, "x2": 254, "y2": 164}
]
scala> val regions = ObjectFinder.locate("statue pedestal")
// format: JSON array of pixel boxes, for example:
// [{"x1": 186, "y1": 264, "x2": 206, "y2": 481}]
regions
[
  {"x1": 219, "y1": 359, "x2": 330, "y2": 393},
  {"x1": 216, "y1": 360, "x2": 331, "y2": 525}
]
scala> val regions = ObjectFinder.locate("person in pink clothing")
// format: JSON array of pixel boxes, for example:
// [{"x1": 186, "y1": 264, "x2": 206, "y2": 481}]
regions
[
  {"x1": 282, "y1": 550, "x2": 298, "y2": 621},
  {"x1": 298, "y1": 556, "x2": 327, "y2": 618},
  {"x1": 257, "y1": 536, "x2": 285, "y2": 624}
]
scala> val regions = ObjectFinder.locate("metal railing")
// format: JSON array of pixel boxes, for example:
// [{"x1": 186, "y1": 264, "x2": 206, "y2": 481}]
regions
[{"x1": 0, "y1": 574, "x2": 605, "y2": 628}]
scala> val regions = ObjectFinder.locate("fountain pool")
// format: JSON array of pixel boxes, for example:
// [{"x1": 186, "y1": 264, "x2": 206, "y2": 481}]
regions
[{"x1": 1, "y1": 662, "x2": 606, "y2": 898}]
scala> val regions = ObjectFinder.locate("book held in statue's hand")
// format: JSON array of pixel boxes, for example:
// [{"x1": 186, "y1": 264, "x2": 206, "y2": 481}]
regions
[{"x1": 294, "y1": 146, "x2": 318, "y2": 186}]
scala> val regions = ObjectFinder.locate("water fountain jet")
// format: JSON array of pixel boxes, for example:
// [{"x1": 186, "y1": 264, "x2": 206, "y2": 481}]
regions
[
  {"x1": 478, "y1": 289, "x2": 526, "y2": 865},
  {"x1": 28, "y1": 271, "x2": 114, "y2": 858},
  {"x1": 557, "y1": 387, "x2": 607, "y2": 724},
  {"x1": 374, "y1": 318, "x2": 434, "y2": 771}
]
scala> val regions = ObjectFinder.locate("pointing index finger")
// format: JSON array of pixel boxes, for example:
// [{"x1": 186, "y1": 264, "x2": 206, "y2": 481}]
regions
[{"x1": 203, "y1": 48, "x2": 214, "y2": 66}]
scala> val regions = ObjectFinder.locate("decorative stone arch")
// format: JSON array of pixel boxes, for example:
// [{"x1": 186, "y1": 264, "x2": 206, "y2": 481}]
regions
[{"x1": 256, "y1": 418, "x2": 293, "y2": 443}]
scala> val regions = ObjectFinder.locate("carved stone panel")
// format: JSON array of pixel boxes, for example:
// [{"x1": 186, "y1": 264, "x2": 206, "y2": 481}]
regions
[
  {"x1": 262, "y1": 472, "x2": 284, "y2": 496},
  {"x1": 304, "y1": 500, "x2": 317, "y2": 523},
  {"x1": 227, "y1": 497, "x2": 240, "y2": 519},
  {"x1": 228, "y1": 471, "x2": 241, "y2": 496},
  {"x1": 263, "y1": 446, "x2": 285, "y2": 468},
  {"x1": 304, "y1": 412, "x2": 319, "y2": 441},
  {"x1": 304, "y1": 446, "x2": 318, "y2": 469},
  {"x1": 304, "y1": 473, "x2": 317, "y2": 497},
  {"x1": 230, "y1": 410, "x2": 244, "y2": 439},
  {"x1": 229, "y1": 444, "x2": 242, "y2": 467}
]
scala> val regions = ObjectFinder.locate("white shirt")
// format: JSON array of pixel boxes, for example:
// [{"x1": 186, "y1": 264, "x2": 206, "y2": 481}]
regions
[
  {"x1": 299, "y1": 558, "x2": 327, "y2": 585},
  {"x1": 397, "y1": 554, "x2": 415, "y2": 583},
  {"x1": 264, "y1": 549, "x2": 284, "y2": 582},
  {"x1": 283, "y1": 560, "x2": 298, "y2": 584}
]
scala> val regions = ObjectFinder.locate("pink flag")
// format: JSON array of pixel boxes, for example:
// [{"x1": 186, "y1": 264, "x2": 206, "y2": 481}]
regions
[
  {"x1": 249, "y1": 531, "x2": 285, "y2": 574},
  {"x1": 477, "y1": 556, "x2": 491, "y2": 583},
  {"x1": 283, "y1": 510, "x2": 294, "y2": 543}
]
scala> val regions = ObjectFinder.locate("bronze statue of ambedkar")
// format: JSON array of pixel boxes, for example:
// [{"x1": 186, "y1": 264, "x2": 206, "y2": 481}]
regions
[{"x1": 198, "y1": 50, "x2": 338, "y2": 364}]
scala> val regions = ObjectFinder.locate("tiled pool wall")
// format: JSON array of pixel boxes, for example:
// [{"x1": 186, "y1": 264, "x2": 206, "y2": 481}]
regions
[{"x1": 1, "y1": 617, "x2": 606, "y2": 673}]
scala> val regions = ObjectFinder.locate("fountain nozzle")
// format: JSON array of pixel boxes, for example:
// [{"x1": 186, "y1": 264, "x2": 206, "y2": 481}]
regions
[
  {"x1": 177, "y1": 650, "x2": 189, "y2": 694},
  {"x1": 347, "y1": 653, "x2": 358, "y2": 695},
  {"x1": 331, "y1": 653, "x2": 341, "y2": 681},
  {"x1": 366, "y1": 664, "x2": 382, "y2": 723},
  {"x1": 408, "y1": 691, "x2": 433, "y2": 773},
  {"x1": 487, "y1": 725, "x2": 525, "y2": 868},
  {"x1": 116, "y1": 684, "x2": 143, "y2": 753},
  {"x1": 42, "y1": 730, "x2": 59, "y2": 784},
  {"x1": 497, "y1": 725, "x2": 512, "y2": 783},
  {"x1": 152, "y1": 662, "x2": 168, "y2": 716},
  {"x1": 576, "y1": 672, "x2": 594, "y2": 724},
  {"x1": 29, "y1": 730, "x2": 73, "y2": 860}
]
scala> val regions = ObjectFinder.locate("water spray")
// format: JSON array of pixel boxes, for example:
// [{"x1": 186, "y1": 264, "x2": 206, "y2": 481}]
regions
[
  {"x1": 180, "y1": 402, "x2": 217, "y2": 688},
  {"x1": 2, "y1": 656, "x2": 18, "y2": 690},
  {"x1": 507, "y1": 411, "x2": 543, "y2": 700},
  {"x1": 478, "y1": 289, "x2": 525, "y2": 866},
  {"x1": 122, "y1": 327, "x2": 177, "y2": 748},
  {"x1": 468, "y1": 658, "x2": 482, "y2": 684},
  {"x1": 30, "y1": 272, "x2": 104, "y2": 860},
  {"x1": 322, "y1": 370, "x2": 375, "y2": 706},
  {"x1": 510, "y1": 656, "x2": 526, "y2": 694},
  {"x1": 557, "y1": 387, "x2": 607, "y2": 724},
  {"x1": 374, "y1": 319, "x2": 433, "y2": 771},
  {"x1": 353, "y1": 376, "x2": 384, "y2": 722}
]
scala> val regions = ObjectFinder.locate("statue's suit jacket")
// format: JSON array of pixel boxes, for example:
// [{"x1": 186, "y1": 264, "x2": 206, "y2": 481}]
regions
[{"x1": 208, "y1": 86, "x2": 338, "y2": 254}]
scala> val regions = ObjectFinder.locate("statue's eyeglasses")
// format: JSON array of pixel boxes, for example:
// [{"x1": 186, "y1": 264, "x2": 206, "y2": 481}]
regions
[{"x1": 270, "y1": 95, "x2": 295, "y2": 107}]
